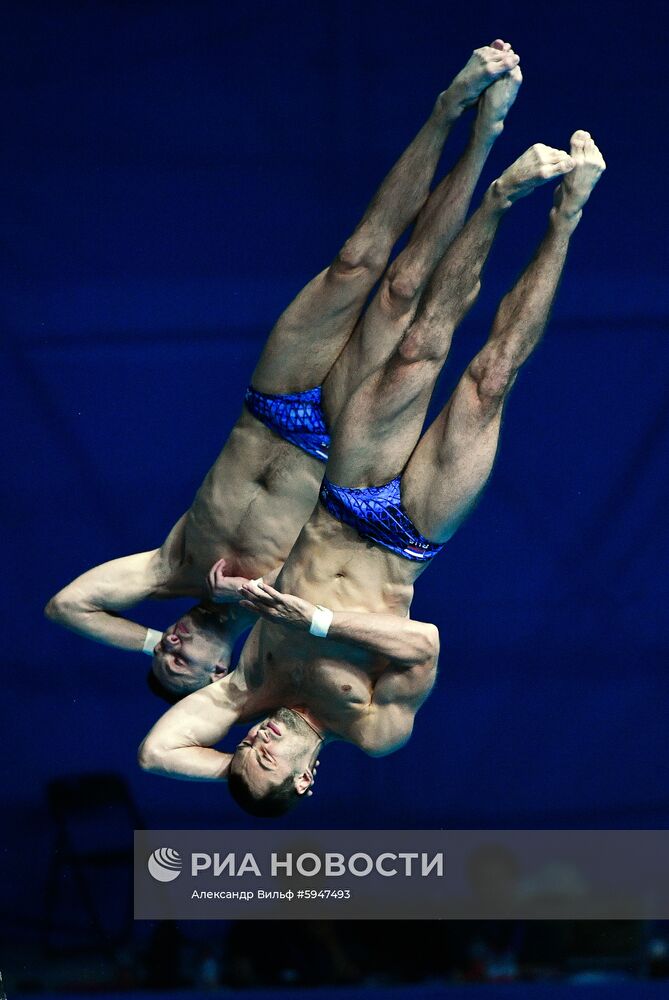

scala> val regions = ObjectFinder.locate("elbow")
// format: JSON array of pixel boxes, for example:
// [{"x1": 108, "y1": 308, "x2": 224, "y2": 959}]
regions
[
  {"x1": 45, "y1": 585, "x2": 88, "y2": 629},
  {"x1": 138, "y1": 737, "x2": 164, "y2": 774},
  {"x1": 44, "y1": 592, "x2": 69, "y2": 625},
  {"x1": 419, "y1": 624, "x2": 440, "y2": 664}
]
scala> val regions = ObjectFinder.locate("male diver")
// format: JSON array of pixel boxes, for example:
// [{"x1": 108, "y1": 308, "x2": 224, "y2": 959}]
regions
[
  {"x1": 46, "y1": 42, "x2": 521, "y2": 696},
  {"x1": 138, "y1": 132, "x2": 606, "y2": 815}
]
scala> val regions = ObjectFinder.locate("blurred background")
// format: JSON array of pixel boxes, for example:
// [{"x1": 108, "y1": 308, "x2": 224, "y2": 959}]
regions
[{"x1": 3, "y1": 0, "x2": 668, "y2": 995}]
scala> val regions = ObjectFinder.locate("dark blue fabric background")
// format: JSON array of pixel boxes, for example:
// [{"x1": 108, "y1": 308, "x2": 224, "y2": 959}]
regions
[{"x1": 3, "y1": 0, "x2": 668, "y2": 909}]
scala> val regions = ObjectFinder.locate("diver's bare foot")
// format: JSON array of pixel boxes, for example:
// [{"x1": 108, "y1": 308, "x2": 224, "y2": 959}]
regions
[
  {"x1": 477, "y1": 63, "x2": 523, "y2": 136},
  {"x1": 494, "y1": 143, "x2": 574, "y2": 205},
  {"x1": 552, "y1": 130, "x2": 606, "y2": 223},
  {"x1": 438, "y1": 42, "x2": 520, "y2": 119}
]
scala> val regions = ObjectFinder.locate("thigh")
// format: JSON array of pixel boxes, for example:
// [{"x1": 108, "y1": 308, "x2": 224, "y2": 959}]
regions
[
  {"x1": 250, "y1": 263, "x2": 379, "y2": 395},
  {"x1": 324, "y1": 352, "x2": 441, "y2": 488},
  {"x1": 321, "y1": 260, "x2": 427, "y2": 426},
  {"x1": 401, "y1": 371, "x2": 504, "y2": 543}
]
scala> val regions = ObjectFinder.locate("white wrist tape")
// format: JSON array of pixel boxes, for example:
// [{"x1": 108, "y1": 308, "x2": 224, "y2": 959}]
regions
[
  {"x1": 142, "y1": 628, "x2": 164, "y2": 656},
  {"x1": 309, "y1": 605, "x2": 333, "y2": 638}
]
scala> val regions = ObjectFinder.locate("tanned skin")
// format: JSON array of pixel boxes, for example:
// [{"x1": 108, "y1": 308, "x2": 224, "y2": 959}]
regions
[
  {"x1": 138, "y1": 132, "x2": 606, "y2": 810},
  {"x1": 46, "y1": 42, "x2": 520, "y2": 694}
]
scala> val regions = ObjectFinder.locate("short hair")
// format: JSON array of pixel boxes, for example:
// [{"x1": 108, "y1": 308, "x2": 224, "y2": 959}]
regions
[
  {"x1": 146, "y1": 668, "x2": 188, "y2": 705},
  {"x1": 227, "y1": 770, "x2": 300, "y2": 818}
]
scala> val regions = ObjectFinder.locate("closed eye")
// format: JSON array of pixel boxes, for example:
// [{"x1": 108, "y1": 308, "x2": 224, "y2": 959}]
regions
[
  {"x1": 235, "y1": 740, "x2": 275, "y2": 769},
  {"x1": 257, "y1": 747, "x2": 276, "y2": 768}
]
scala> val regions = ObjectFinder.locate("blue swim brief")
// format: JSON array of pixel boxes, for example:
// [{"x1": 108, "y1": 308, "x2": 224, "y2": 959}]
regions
[
  {"x1": 244, "y1": 385, "x2": 330, "y2": 462},
  {"x1": 319, "y1": 476, "x2": 444, "y2": 563}
]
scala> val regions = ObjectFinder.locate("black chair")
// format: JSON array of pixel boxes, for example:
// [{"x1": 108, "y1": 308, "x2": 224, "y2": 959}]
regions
[{"x1": 43, "y1": 772, "x2": 143, "y2": 957}]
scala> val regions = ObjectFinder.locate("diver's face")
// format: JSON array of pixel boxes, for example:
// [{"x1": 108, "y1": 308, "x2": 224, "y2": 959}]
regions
[
  {"x1": 151, "y1": 612, "x2": 229, "y2": 695},
  {"x1": 231, "y1": 709, "x2": 315, "y2": 797}
]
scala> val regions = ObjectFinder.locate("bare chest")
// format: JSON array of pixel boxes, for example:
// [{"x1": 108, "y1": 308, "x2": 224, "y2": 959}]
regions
[{"x1": 242, "y1": 624, "x2": 386, "y2": 731}]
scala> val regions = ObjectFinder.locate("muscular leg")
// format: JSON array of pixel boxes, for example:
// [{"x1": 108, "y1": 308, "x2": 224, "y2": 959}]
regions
[
  {"x1": 323, "y1": 56, "x2": 523, "y2": 414},
  {"x1": 402, "y1": 131, "x2": 606, "y2": 541},
  {"x1": 250, "y1": 43, "x2": 520, "y2": 394},
  {"x1": 324, "y1": 141, "x2": 574, "y2": 488}
]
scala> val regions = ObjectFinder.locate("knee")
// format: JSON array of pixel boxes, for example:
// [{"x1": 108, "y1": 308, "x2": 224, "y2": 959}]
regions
[
  {"x1": 332, "y1": 232, "x2": 388, "y2": 279},
  {"x1": 379, "y1": 261, "x2": 423, "y2": 316},
  {"x1": 468, "y1": 346, "x2": 517, "y2": 412},
  {"x1": 396, "y1": 315, "x2": 452, "y2": 364},
  {"x1": 388, "y1": 269, "x2": 422, "y2": 305}
]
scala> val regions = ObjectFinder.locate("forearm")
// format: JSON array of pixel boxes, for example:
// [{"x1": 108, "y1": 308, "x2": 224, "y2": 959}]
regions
[
  {"x1": 327, "y1": 611, "x2": 439, "y2": 666},
  {"x1": 138, "y1": 680, "x2": 243, "y2": 780},
  {"x1": 239, "y1": 581, "x2": 439, "y2": 666},
  {"x1": 138, "y1": 741, "x2": 232, "y2": 782},
  {"x1": 45, "y1": 549, "x2": 167, "y2": 651},
  {"x1": 45, "y1": 593, "x2": 153, "y2": 652}
]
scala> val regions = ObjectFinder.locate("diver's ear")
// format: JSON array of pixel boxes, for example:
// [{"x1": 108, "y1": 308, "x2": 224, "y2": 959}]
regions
[
  {"x1": 294, "y1": 768, "x2": 314, "y2": 797},
  {"x1": 212, "y1": 662, "x2": 228, "y2": 679}
]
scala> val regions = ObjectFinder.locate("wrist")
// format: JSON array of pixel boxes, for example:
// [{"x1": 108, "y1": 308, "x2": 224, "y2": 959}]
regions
[
  {"x1": 309, "y1": 605, "x2": 334, "y2": 638},
  {"x1": 142, "y1": 627, "x2": 163, "y2": 656}
]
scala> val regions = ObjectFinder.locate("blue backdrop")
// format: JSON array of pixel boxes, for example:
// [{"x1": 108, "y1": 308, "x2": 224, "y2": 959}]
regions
[{"x1": 4, "y1": 0, "x2": 668, "y2": 925}]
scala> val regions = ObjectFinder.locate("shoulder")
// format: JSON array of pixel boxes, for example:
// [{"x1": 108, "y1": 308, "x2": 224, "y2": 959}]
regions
[{"x1": 157, "y1": 514, "x2": 189, "y2": 572}]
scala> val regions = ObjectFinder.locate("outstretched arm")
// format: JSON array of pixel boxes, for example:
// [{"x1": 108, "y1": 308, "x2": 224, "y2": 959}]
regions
[
  {"x1": 238, "y1": 580, "x2": 439, "y2": 668},
  {"x1": 138, "y1": 677, "x2": 245, "y2": 781}
]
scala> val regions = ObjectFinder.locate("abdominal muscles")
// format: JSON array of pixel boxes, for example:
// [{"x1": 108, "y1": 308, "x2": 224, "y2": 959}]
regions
[
  {"x1": 183, "y1": 415, "x2": 325, "y2": 578},
  {"x1": 279, "y1": 505, "x2": 418, "y2": 617}
]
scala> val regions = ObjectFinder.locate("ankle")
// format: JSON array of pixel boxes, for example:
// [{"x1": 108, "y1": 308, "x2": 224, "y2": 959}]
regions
[
  {"x1": 550, "y1": 204, "x2": 582, "y2": 232},
  {"x1": 488, "y1": 178, "x2": 513, "y2": 211},
  {"x1": 434, "y1": 87, "x2": 464, "y2": 126},
  {"x1": 474, "y1": 118, "x2": 504, "y2": 152}
]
